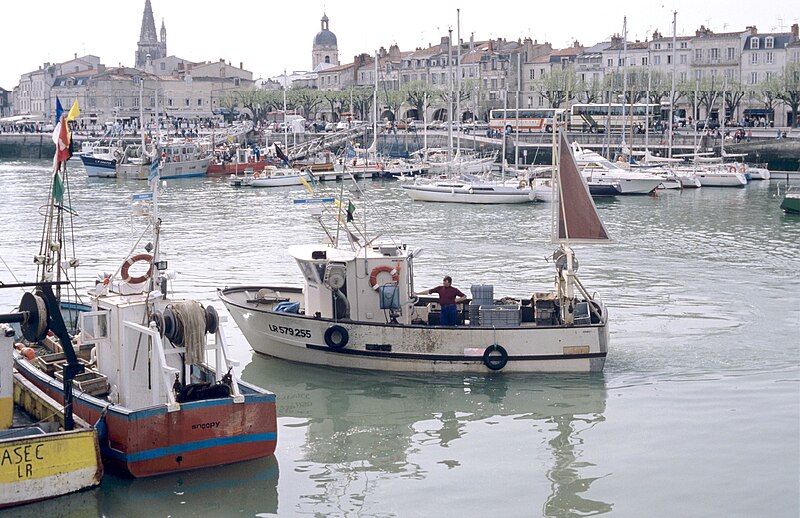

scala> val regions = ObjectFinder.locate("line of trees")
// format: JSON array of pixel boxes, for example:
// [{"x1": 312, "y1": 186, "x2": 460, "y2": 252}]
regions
[
  {"x1": 217, "y1": 78, "x2": 487, "y2": 126},
  {"x1": 532, "y1": 63, "x2": 800, "y2": 127}
]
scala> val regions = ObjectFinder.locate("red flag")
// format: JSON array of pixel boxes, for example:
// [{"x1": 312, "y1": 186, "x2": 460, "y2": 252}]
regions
[{"x1": 55, "y1": 119, "x2": 71, "y2": 164}]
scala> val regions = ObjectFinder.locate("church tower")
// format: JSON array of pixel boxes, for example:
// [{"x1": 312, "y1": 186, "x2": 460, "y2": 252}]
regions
[
  {"x1": 135, "y1": 0, "x2": 167, "y2": 69},
  {"x1": 312, "y1": 13, "x2": 339, "y2": 71}
]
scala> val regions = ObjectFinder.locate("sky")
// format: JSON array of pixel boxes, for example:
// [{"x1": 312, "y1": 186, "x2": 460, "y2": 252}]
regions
[{"x1": 1, "y1": 0, "x2": 794, "y2": 89}]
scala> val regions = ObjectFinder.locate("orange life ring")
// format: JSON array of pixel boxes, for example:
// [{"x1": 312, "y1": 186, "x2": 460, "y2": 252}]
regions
[
  {"x1": 369, "y1": 265, "x2": 400, "y2": 289},
  {"x1": 728, "y1": 165, "x2": 736, "y2": 174},
  {"x1": 121, "y1": 253, "x2": 154, "y2": 284},
  {"x1": 518, "y1": 179, "x2": 528, "y2": 188}
]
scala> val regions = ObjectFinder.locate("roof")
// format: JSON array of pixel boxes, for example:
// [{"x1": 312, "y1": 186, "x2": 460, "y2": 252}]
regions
[{"x1": 314, "y1": 29, "x2": 337, "y2": 47}]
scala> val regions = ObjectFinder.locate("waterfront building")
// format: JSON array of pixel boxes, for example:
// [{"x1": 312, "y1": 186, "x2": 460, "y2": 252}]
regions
[{"x1": 0, "y1": 88, "x2": 10, "y2": 118}]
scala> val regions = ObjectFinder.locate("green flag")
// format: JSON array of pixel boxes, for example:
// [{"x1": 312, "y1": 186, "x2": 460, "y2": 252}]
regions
[
  {"x1": 52, "y1": 170, "x2": 64, "y2": 204},
  {"x1": 346, "y1": 201, "x2": 356, "y2": 222}
]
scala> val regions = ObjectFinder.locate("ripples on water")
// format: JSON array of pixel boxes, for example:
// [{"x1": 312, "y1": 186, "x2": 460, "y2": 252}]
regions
[{"x1": 0, "y1": 160, "x2": 797, "y2": 516}]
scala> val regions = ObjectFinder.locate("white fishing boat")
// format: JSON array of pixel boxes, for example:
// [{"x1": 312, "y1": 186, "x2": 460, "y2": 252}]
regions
[
  {"x1": 219, "y1": 132, "x2": 611, "y2": 373},
  {"x1": 117, "y1": 140, "x2": 211, "y2": 180}
]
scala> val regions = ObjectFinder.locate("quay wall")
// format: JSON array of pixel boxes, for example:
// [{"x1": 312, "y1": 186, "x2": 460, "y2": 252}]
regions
[{"x1": 2, "y1": 131, "x2": 799, "y2": 172}]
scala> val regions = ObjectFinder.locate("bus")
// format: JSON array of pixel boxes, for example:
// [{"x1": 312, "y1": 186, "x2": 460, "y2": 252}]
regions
[
  {"x1": 488, "y1": 108, "x2": 565, "y2": 133},
  {"x1": 569, "y1": 103, "x2": 660, "y2": 133}
]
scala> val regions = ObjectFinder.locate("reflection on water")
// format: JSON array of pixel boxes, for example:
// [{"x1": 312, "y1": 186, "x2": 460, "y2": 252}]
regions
[
  {"x1": 244, "y1": 357, "x2": 611, "y2": 516},
  {"x1": 1, "y1": 160, "x2": 797, "y2": 516}
]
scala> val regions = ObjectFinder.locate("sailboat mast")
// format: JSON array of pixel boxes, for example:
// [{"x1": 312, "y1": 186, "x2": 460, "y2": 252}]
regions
[
  {"x1": 456, "y1": 9, "x2": 461, "y2": 157},
  {"x1": 447, "y1": 27, "x2": 453, "y2": 164},
  {"x1": 668, "y1": 11, "x2": 677, "y2": 159},
  {"x1": 621, "y1": 16, "x2": 628, "y2": 153},
  {"x1": 283, "y1": 69, "x2": 288, "y2": 152}
]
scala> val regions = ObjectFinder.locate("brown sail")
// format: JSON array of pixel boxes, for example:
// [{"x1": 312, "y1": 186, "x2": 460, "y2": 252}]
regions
[{"x1": 556, "y1": 132, "x2": 611, "y2": 243}]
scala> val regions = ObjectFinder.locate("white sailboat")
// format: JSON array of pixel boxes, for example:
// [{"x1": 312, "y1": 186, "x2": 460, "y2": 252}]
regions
[{"x1": 219, "y1": 130, "x2": 611, "y2": 373}]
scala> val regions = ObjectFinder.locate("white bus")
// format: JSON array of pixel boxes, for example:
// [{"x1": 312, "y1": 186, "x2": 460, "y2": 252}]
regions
[
  {"x1": 569, "y1": 103, "x2": 661, "y2": 133},
  {"x1": 488, "y1": 108, "x2": 565, "y2": 133}
]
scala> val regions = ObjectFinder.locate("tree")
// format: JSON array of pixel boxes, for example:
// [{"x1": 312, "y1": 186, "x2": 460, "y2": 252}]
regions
[
  {"x1": 218, "y1": 92, "x2": 239, "y2": 123},
  {"x1": 533, "y1": 68, "x2": 578, "y2": 108},
  {"x1": 755, "y1": 74, "x2": 783, "y2": 123},
  {"x1": 289, "y1": 87, "x2": 323, "y2": 120},
  {"x1": 321, "y1": 90, "x2": 345, "y2": 121},
  {"x1": 723, "y1": 80, "x2": 745, "y2": 124},
  {"x1": 776, "y1": 63, "x2": 800, "y2": 128},
  {"x1": 350, "y1": 86, "x2": 374, "y2": 121},
  {"x1": 403, "y1": 80, "x2": 436, "y2": 121}
]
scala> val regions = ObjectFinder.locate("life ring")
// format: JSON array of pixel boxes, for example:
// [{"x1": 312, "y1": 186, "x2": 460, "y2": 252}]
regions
[
  {"x1": 728, "y1": 166, "x2": 736, "y2": 174},
  {"x1": 120, "y1": 253, "x2": 154, "y2": 284},
  {"x1": 324, "y1": 325, "x2": 349, "y2": 350},
  {"x1": 369, "y1": 265, "x2": 400, "y2": 289},
  {"x1": 483, "y1": 344, "x2": 509, "y2": 371},
  {"x1": 518, "y1": 179, "x2": 528, "y2": 188}
]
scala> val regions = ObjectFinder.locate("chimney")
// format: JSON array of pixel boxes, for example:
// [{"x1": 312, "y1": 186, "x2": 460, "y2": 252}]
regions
[
  {"x1": 74, "y1": 53, "x2": 77, "y2": 59},
  {"x1": 792, "y1": 23, "x2": 799, "y2": 42},
  {"x1": 240, "y1": 62, "x2": 243, "y2": 69}
]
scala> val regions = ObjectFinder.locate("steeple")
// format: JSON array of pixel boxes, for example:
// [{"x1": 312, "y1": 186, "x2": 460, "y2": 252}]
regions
[{"x1": 135, "y1": 0, "x2": 166, "y2": 69}]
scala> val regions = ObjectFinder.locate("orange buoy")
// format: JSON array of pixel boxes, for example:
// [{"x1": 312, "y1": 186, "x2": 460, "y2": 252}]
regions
[{"x1": 20, "y1": 347, "x2": 36, "y2": 360}]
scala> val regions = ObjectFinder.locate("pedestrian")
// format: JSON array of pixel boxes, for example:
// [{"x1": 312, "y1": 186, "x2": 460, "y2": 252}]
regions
[{"x1": 415, "y1": 276, "x2": 467, "y2": 326}]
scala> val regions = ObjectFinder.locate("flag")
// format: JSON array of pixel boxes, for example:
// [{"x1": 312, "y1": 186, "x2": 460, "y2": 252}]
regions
[
  {"x1": 226, "y1": 134, "x2": 234, "y2": 144},
  {"x1": 52, "y1": 170, "x2": 64, "y2": 204},
  {"x1": 67, "y1": 99, "x2": 80, "y2": 121},
  {"x1": 346, "y1": 200, "x2": 356, "y2": 222},
  {"x1": 54, "y1": 117, "x2": 71, "y2": 164},
  {"x1": 299, "y1": 174, "x2": 313, "y2": 193},
  {"x1": 148, "y1": 159, "x2": 159, "y2": 182},
  {"x1": 55, "y1": 97, "x2": 64, "y2": 124},
  {"x1": 274, "y1": 143, "x2": 289, "y2": 164}
]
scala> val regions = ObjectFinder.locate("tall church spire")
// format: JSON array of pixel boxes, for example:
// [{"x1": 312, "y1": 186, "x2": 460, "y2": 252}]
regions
[{"x1": 135, "y1": 0, "x2": 166, "y2": 69}]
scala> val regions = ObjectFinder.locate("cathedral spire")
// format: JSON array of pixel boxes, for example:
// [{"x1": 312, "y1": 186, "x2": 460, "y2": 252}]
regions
[{"x1": 135, "y1": 0, "x2": 166, "y2": 69}]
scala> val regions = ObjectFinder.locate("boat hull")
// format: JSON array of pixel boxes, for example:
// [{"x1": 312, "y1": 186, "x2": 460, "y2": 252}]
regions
[
  {"x1": 401, "y1": 184, "x2": 534, "y2": 204},
  {"x1": 0, "y1": 373, "x2": 102, "y2": 508},
  {"x1": 219, "y1": 287, "x2": 607, "y2": 373},
  {"x1": 117, "y1": 157, "x2": 211, "y2": 180},
  {"x1": 80, "y1": 155, "x2": 117, "y2": 178},
  {"x1": 781, "y1": 193, "x2": 800, "y2": 213},
  {"x1": 14, "y1": 359, "x2": 277, "y2": 478},
  {"x1": 696, "y1": 172, "x2": 747, "y2": 187}
]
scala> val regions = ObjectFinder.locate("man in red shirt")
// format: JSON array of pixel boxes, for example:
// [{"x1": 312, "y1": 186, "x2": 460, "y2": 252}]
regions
[{"x1": 416, "y1": 276, "x2": 467, "y2": 326}]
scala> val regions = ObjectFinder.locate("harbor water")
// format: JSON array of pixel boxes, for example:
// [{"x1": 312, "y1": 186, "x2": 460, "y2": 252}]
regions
[{"x1": 0, "y1": 159, "x2": 798, "y2": 517}]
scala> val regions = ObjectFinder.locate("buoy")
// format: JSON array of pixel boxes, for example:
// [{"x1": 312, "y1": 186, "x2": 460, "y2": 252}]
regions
[{"x1": 20, "y1": 347, "x2": 36, "y2": 360}]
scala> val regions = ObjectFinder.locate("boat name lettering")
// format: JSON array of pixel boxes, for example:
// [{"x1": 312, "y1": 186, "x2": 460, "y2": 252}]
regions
[
  {"x1": 268, "y1": 324, "x2": 311, "y2": 338},
  {"x1": 0, "y1": 443, "x2": 45, "y2": 466},
  {"x1": 1, "y1": 443, "x2": 45, "y2": 478},
  {"x1": 191, "y1": 421, "x2": 221, "y2": 430}
]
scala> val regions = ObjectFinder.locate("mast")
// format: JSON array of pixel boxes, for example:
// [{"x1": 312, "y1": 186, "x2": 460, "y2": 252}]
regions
[
  {"x1": 283, "y1": 69, "x2": 288, "y2": 152},
  {"x1": 447, "y1": 27, "x2": 453, "y2": 164},
  {"x1": 373, "y1": 51, "x2": 378, "y2": 154},
  {"x1": 456, "y1": 9, "x2": 461, "y2": 157},
  {"x1": 668, "y1": 11, "x2": 677, "y2": 159},
  {"x1": 621, "y1": 16, "x2": 628, "y2": 156}
]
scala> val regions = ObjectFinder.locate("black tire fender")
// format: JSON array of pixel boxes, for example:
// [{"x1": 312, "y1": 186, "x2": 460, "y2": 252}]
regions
[
  {"x1": 324, "y1": 325, "x2": 349, "y2": 350},
  {"x1": 483, "y1": 344, "x2": 508, "y2": 371}
]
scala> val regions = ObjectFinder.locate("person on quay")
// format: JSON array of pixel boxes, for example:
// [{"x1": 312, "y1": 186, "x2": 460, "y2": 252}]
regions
[{"x1": 415, "y1": 276, "x2": 467, "y2": 326}]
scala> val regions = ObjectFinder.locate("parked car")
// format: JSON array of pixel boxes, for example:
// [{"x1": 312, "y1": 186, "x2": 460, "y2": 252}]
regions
[
  {"x1": 695, "y1": 120, "x2": 720, "y2": 130},
  {"x1": 324, "y1": 122, "x2": 335, "y2": 132}
]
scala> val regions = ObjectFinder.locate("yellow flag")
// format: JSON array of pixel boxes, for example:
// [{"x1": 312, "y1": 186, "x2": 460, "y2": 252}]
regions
[
  {"x1": 227, "y1": 134, "x2": 234, "y2": 144},
  {"x1": 67, "y1": 99, "x2": 80, "y2": 121},
  {"x1": 298, "y1": 175, "x2": 313, "y2": 193}
]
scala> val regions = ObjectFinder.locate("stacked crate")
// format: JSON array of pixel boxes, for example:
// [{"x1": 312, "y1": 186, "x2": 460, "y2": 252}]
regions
[{"x1": 469, "y1": 285, "x2": 494, "y2": 326}]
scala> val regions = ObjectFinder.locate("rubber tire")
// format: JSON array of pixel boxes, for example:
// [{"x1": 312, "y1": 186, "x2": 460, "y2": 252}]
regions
[
  {"x1": 483, "y1": 344, "x2": 509, "y2": 371},
  {"x1": 324, "y1": 325, "x2": 349, "y2": 350}
]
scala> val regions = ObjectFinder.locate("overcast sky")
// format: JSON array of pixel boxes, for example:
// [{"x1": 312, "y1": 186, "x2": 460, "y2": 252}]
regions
[{"x1": 2, "y1": 1, "x2": 794, "y2": 89}]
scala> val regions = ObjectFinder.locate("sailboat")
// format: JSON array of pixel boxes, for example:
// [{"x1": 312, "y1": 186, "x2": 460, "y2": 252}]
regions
[
  {"x1": 219, "y1": 129, "x2": 610, "y2": 373},
  {"x1": 401, "y1": 18, "x2": 525, "y2": 204},
  {"x1": 11, "y1": 137, "x2": 277, "y2": 477}
]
